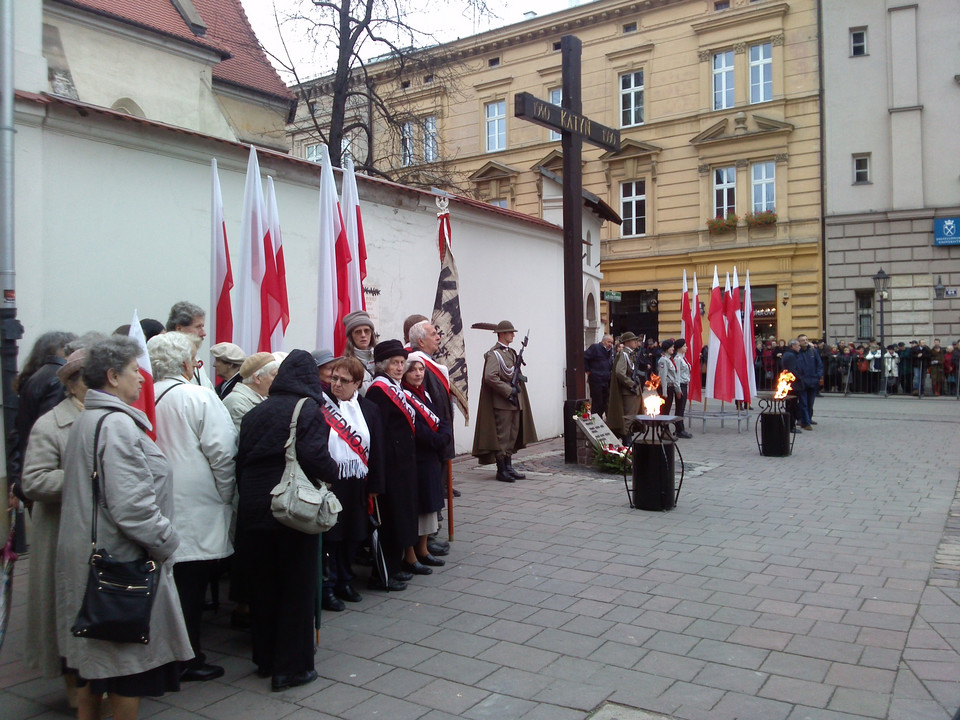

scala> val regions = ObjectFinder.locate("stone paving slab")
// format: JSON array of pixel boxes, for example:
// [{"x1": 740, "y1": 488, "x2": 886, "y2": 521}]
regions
[{"x1": 2, "y1": 395, "x2": 960, "y2": 719}]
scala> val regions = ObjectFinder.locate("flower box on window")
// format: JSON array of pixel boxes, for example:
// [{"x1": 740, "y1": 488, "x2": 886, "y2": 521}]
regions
[
  {"x1": 745, "y1": 210, "x2": 777, "y2": 227},
  {"x1": 706, "y1": 212, "x2": 738, "y2": 233}
]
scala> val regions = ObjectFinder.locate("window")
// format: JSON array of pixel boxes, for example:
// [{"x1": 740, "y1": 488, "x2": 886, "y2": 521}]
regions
[
  {"x1": 749, "y1": 43, "x2": 772, "y2": 104},
  {"x1": 620, "y1": 180, "x2": 646, "y2": 237},
  {"x1": 623, "y1": 22, "x2": 637, "y2": 33},
  {"x1": 305, "y1": 143, "x2": 321, "y2": 163},
  {"x1": 620, "y1": 71, "x2": 644, "y2": 127},
  {"x1": 751, "y1": 162, "x2": 775, "y2": 212},
  {"x1": 714, "y1": 1, "x2": 730, "y2": 9},
  {"x1": 485, "y1": 100, "x2": 506, "y2": 152},
  {"x1": 489, "y1": 198, "x2": 508, "y2": 209},
  {"x1": 553, "y1": 41, "x2": 561, "y2": 51},
  {"x1": 423, "y1": 116, "x2": 438, "y2": 163},
  {"x1": 401, "y1": 121, "x2": 414, "y2": 167},
  {"x1": 714, "y1": 166, "x2": 736, "y2": 218},
  {"x1": 423, "y1": 74, "x2": 434, "y2": 84},
  {"x1": 488, "y1": 57, "x2": 500, "y2": 67},
  {"x1": 856, "y1": 291, "x2": 873, "y2": 340},
  {"x1": 713, "y1": 51, "x2": 734, "y2": 110},
  {"x1": 850, "y1": 28, "x2": 867, "y2": 56},
  {"x1": 401, "y1": 80, "x2": 411, "y2": 90},
  {"x1": 549, "y1": 88, "x2": 563, "y2": 140},
  {"x1": 340, "y1": 136, "x2": 353, "y2": 165},
  {"x1": 853, "y1": 154, "x2": 870, "y2": 184}
]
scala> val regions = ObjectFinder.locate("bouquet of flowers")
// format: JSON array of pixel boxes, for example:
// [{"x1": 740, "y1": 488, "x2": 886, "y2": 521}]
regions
[
  {"x1": 594, "y1": 443, "x2": 633, "y2": 474},
  {"x1": 574, "y1": 400, "x2": 592, "y2": 419}
]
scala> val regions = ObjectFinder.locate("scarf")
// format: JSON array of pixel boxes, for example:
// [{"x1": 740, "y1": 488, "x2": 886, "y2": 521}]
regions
[
  {"x1": 320, "y1": 394, "x2": 370, "y2": 479},
  {"x1": 401, "y1": 382, "x2": 440, "y2": 431},
  {"x1": 370, "y1": 375, "x2": 416, "y2": 431}
]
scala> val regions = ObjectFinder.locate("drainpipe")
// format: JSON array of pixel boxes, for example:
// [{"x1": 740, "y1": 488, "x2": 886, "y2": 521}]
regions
[{"x1": 816, "y1": 0, "x2": 828, "y2": 341}]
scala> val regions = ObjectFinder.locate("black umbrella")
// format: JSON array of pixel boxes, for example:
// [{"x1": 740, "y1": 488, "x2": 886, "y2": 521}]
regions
[
  {"x1": 0, "y1": 510, "x2": 19, "y2": 651},
  {"x1": 369, "y1": 498, "x2": 389, "y2": 587}
]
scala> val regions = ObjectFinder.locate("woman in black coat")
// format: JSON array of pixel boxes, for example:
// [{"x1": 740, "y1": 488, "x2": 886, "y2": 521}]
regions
[
  {"x1": 319, "y1": 357, "x2": 385, "y2": 612},
  {"x1": 401, "y1": 353, "x2": 452, "y2": 573},
  {"x1": 364, "y1": 340, "x2": 419, "y2": 591},
  {"x1": 236, "y1": 350, "x2": 339, "y2": 693}
]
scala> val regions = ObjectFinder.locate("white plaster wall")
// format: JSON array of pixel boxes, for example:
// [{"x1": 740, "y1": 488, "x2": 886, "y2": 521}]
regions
[{"x1": 13, "y1": 105, "x2": 566, "y2": 454}]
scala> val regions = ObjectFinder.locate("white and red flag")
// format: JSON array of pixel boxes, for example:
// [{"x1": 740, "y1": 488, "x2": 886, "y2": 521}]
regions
[
  {"x1": 742, "y1": 269, "x2": 758, "y2": 400},
  {"x1": 726, "y1": 268, "x2": 750, "y2": 401},
  {"x1": 128, "y1": 309, "x2": 157, "y2": 440},
  {"x1": 235, "y1": 146, "x2": 266, "y2": 355},
  {"x1": 317, "y1": 145, "x2": 351, "y2": 354},
  {"x1": 341, "y1": 158, "x2": 367, "y2": 312},
  {"x1": 261, "y1": 176, "x2": 289, "y2": 352},
  {"x1": 706, "y1": 267, "x2": 735, "y2": 403},
  {"x1": 689, "y1": 273, "x2": 704, "y2": 402},
  {"x1": 210, "y1": 159, "x2": 233, "y2": 347},
  {"x1": 681, "y1": 270, "x2": 694, "y2": 353}
]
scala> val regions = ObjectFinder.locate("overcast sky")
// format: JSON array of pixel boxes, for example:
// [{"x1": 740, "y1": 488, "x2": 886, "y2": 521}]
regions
[{"x1": 240, "y1": 0, "x2": 590, "y2": 81}]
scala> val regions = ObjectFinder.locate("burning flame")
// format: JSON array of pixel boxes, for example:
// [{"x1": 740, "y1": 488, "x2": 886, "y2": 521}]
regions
[
  {"x1": 642, "y1": 374, "x2": 666, "y2": 416},
  {"x1": 774, "y1": 370, "x2": 796, "y2": 399}
]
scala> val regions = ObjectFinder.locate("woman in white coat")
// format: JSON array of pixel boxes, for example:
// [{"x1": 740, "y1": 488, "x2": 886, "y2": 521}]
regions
[
  {"x1": 21, "y1": 350, "x2": 87, "y2": 706},
  {"x1": 147, "y1": 332, "x2": 237, "y2": 683}
]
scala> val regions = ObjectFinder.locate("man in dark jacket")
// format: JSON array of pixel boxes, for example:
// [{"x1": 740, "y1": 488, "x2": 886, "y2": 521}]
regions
[
  {"x1": 780, "y1": 340, "x2": 802, "y2": 432},
  {"x1": 794, "y1": 335, "x2": 823, "y2": 429},
  {"x1": 584, "y1": 334, "x2": 614, "y2": 418}
]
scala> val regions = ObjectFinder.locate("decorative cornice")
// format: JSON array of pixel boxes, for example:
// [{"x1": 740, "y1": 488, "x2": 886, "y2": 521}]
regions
[
  {"x1": 690, "y1": 1, "x2": 789, "y2": 35},
  {"x1": 734, "y1": 42, "x2": 746, "y2": 54},
  {"x1": 770, "y1": 33, "x2": 785, "y2": 46},
  {"x1": 698, "y1": 50, "x2": 712, "y2": 62},
  {"x1": 473, "y1": 76, "x2": 514, "y2": 93},
  {"x1": 469, "y1": 160, "x2": 520, "y2": 181},
  {"x1": 599, "y1": 138, "x2": 663, "y2": 161},
  {"x1": 605, "y1": 42, "x2": 656, "y2": 63}
]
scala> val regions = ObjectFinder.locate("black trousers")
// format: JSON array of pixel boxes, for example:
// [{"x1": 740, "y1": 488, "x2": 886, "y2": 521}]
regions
[
  {"x1": 588, "y1": 379, "x2": 610, "y2": 418},
  {"x1": 173, "y1": 559, "x2": 216, "y2": 669},
  {"x1": 322, "y1": 539, "x2": 358, "y2": 591},
  {"x1": 244, "y1": 529, "x2": 318, "y2": 677}
]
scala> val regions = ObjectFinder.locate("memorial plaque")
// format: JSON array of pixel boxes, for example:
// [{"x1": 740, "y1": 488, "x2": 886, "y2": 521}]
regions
[{"x1": 574, "y1": 414, "x2": 621, "y2": 450}]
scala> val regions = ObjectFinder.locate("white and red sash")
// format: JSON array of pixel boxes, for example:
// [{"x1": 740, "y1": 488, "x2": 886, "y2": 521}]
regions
[
  {"x1": 420, "y1": 354, "x2": 450, "y2": 394},
  {"x1": 317, "y1": 397, "x2": 368, "y2": 470},
  {"x1": 370, "y1": 377, "x2": 416, "y2": 431},
  {"x1": 403, "y1": 389, "x2": 440, "y2": 431}
]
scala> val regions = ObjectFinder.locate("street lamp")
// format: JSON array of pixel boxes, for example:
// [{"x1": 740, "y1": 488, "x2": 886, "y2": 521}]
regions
[
  {"x1": 934, "y1": 276, "x2": 946, "y2": 300},
  {"x1": 872, "y1": 268, "x2": 890, "y2": 354}
]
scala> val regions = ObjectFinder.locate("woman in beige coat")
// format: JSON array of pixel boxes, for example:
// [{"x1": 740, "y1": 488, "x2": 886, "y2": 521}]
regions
[
  {"x1": 56, "y1": 337, "x2": 192, "y2": 720},
  {"x1": 21, "y1": 350, "x2": 87, "y2": 706}
]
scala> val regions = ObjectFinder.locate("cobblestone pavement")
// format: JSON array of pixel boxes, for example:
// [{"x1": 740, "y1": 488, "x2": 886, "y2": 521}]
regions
[{"x1": 2, "y1": 395, "x2": 959, "y2": 720}]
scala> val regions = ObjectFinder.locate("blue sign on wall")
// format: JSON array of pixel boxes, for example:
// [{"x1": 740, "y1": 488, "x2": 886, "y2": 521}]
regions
[{"x1": 935, "y1": 218, "x2": 960, "y2": 246}]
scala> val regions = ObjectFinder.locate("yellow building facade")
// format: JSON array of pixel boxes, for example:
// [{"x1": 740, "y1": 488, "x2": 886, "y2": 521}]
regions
[{"x1": 289, "y1": 0, "x2": 822, "y2": 342}]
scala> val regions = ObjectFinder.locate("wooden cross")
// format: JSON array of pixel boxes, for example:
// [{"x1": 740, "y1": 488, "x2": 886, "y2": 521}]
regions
[{"x1": 514, "y1": 35, "x2": 620, "y2": 460}]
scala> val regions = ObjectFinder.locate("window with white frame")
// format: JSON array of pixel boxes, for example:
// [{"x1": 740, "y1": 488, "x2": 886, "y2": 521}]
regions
[
  {"x1": 401, "y1": 121, "x2": 414, "y2": 167},
  {"x1": 620, "y1": 70, "x2": 644, "y2": 127},
  {"x1": 850, "y1": 28, "x2": 867, "y2": 57},
  {"x1": 856, "y1": 291, "x2": 873, "y2": 340},
  {"x1": 714, "y1": 166, "x2": 736, "y2": 218},
  {"x1": 485, "y1": 100, "x2": 506, "y2": 152},
  {"x1": 620, "y1": 180, "x2": 646, "y2": 237},
  {"x1": 489, "y1": 198, "x2": 508, "y2": 208},
  {"x1": 713, "y1": 51, "x2": 734, "y2": 110},
  {"x1": 751, "y1": 162, "x2": 775, "y2": 212},
  {"x1": 340, "y1": 135, "x2": 353, "y2": 165},
  {"x1": 749, "y1": 42, "x2": 772, "y2": 104},
  {"x1": 423, "y1": 116, "x2": 438, "y2": 163},
  {"x1": 305, "y1": 143, "x2": 321, "y2": 163},
  {"x1": 853, "y1": 154, "x2": 870, "y2": 184},
  {"x1": 549, "y1": 88, "x2": 563, "y2": 141}
]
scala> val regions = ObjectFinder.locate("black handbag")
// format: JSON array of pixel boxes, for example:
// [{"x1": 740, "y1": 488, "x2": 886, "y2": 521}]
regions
[{"x1": 71, "y1": 411, "x2": 158, "y2": 644}]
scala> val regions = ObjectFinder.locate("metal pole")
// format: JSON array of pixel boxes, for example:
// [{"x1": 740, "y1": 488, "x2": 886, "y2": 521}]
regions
[{"x1": 880, "y1": 294, "x2": 886, "y2": 397}]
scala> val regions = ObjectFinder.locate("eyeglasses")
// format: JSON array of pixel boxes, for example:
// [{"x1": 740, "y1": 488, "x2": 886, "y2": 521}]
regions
[{"x1": 330, "y1": 376, "x2": 356, "y2": 385}]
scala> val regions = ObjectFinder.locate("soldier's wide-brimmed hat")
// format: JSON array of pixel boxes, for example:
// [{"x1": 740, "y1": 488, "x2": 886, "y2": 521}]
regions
[
  {"x1": 495, "y1": 320, "x2": 518, "y2": 333},
  {"x1": 374, "y1": 339, "x2": 408, "y2": 363},
  {"x1": 619, "y1": 331, "x2": 639, "y2": 343}
]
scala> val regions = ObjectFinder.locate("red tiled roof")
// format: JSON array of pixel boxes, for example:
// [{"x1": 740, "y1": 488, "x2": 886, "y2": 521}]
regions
[
  {"x1": 54, "y1": 0, "x2": 294, "y2": 102},
  {"x1": 193, "y1": 0, "x2": 295, "y2": 102}
]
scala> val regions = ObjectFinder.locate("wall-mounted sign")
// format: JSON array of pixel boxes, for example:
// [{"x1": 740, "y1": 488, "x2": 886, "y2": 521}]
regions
[
  {"x1": 602, "y1": 290, "x2": 622, "y2": 302},
  {"x1": 934, "y1": 218, "x2": 960, "y2": 246},
  {"x1": 947, "y1": 289, "x2": 958, "y2": 298}
]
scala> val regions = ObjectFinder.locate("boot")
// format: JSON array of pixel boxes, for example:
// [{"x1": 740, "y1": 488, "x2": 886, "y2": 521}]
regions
[
  {"x1": 505, "y1": 456, "x2": 525, "y2": 480},
  {"x1": 495, "y1": 457, "x2": 514, "y2": 483}
]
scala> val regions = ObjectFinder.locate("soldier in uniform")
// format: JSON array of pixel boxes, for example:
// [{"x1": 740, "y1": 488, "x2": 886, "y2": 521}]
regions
[
  {"x1": 606, "y1": 332, "x2": 642, "y2": 440},
  {"x1": 472, "y1": 321, "x2": 537, "y2": 482}
]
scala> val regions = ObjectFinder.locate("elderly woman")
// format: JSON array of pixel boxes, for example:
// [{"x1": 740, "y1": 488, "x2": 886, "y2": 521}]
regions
[
  {"x1": 148, "y1": 332, "x2": 237, "y2": 683},
  {"x1": 236, "y1": 350, "x2": 339, "y2": 692},
  {"x1": 364, "y1": 340, "x2": 420, "y2": 591},
  {"x1": 223, "y1": 352, "x2": 279, "y2": 432},
  {"x1": 20, "y1": 350, "x2": 87, "y2": 706},
  {"x1": 342, "y1": 311, "x2": 377, "y2": 393},
  {"x1": 400, "y1": 352, "x2": 451, "y2": 573},
  {"x1": 320, "y1": 357, "x2": 385, "y2": 611},
  {"x1": 57, "y1": 337, "x2": 191, "y2": 720},
  {"x1": 210, "y1": 342, "x2": 245, "y2": 399}
]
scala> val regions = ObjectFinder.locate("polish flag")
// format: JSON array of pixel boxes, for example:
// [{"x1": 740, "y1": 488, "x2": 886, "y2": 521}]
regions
[
  {"x1": 726, "y1": 269, "x2": 750, "y2": 401},
  {"x1": 210, "y1": 159, "x2": 233, "y2": 346},
  {"x1": 128, "y1": 309, "x2": 157, "y2": 440},
  {"x1": 689, "y1": 273, "x2": 703, "y2": 402},
  {"x1": 317, "y1": 145, "x2": 351, "y2": 354},
  {"x1": 706, "y1": 267, "x2": 734, "y2": 403},
  {"x1": 235, "y1": 146, "x2": 266, "y2": 355},
  {"x1": 681, "y1": 270, "x2": 694, "y2": 352},
  {"x1": 341, "y1": 158, "x2": 367, "y2": 312},
  {"x1": 742, "y1": 269, "x2": 758, "y2": 400},
  {"x1": 261, "y1": 176, "x2": 289, "y2": 352}
]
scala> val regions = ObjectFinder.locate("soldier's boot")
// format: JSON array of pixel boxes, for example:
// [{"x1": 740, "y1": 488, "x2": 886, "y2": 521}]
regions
[
  {"x1": 505, "y1": 456, "x2": 526, "y2": 480},
  {"x1": 495, "y1": 457, "x2": 515, "y2": 483}
]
